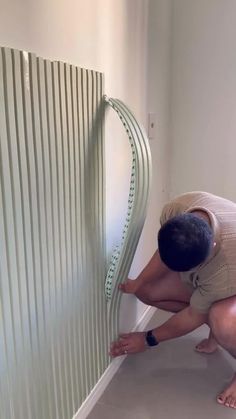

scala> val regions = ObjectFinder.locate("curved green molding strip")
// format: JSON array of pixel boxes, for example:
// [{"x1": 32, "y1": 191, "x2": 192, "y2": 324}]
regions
[{"x1": 104, "y1": 96, "x2": 152, "y2": 341}]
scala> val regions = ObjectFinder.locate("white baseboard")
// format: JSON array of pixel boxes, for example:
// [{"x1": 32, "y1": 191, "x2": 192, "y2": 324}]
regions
[{"x1": 73, "y1": 306, "x2": 156, "y2": 419}]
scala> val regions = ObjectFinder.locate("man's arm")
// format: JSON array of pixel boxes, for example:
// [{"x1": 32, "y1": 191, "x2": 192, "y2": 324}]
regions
[
  {"x1": 119, "y1": 250, "x2": 170, "y2": 293},
  {"x1": 137, "y1": 250, "x2": 170, "y2": 283},
  {"x1": 110, "y1": 306, "x2": 207, "y2": 357},
  {"x1": 152, "y1": 305, "x2": 207, "y2": 342}
]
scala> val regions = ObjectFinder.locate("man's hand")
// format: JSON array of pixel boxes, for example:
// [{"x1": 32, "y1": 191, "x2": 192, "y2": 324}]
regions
[
  {"x1": 118, "y1": 250, "x2": 171, "y2": 294},
  {"x1": 118, "y1": 279, "x2": 140, "y2": 294},
  {"x1": 110, "y1": 332, "x2": 147, "y2": 357}
]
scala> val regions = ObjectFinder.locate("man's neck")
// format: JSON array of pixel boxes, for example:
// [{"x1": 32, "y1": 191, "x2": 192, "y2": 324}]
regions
[{"x1": 192, "y1": 210, "x2": 211, "y2": 226}]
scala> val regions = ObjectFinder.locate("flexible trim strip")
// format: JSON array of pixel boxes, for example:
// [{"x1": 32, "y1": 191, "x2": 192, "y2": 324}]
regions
[{"x1": 104, "y1": 96, "x2": 152, "y2": 340}]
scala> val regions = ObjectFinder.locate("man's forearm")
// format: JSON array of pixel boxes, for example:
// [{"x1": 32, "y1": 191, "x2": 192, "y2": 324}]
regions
[
  {"x1": 152, "y1": 306, "x2": 208, "y2": 342},
  {"x1": 136, "y1": 250, "x2": 170, "y2": 285}
]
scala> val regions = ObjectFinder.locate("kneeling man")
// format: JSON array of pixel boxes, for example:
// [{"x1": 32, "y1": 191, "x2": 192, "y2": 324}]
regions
[{"x1": 110, "y1": 191, "x2": 236, "y2": 409}]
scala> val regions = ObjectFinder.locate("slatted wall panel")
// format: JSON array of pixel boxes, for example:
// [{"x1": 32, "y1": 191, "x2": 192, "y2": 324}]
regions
[{"x1": 0, "y1": 47, "x2": 107, "y2": 419}]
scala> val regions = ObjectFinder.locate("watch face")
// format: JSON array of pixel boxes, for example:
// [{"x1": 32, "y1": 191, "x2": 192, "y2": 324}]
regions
[{"x1": 146, "y1": 330, "x2": 158, "y2": 346}]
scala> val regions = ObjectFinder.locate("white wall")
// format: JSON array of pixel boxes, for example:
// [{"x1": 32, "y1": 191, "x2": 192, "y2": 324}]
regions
[
  {"x1": 170, "y1": 0, "x2": 236, "y2": 201},
  {"x1": 120, "y1": 0, "x2": 172, "y2": 330},
  {"x1": 0, "y1": 0, "x2": 171, "y2": 330},
  {"x1": 128, "y1": 0, "x2": 172, "y2": 273}
]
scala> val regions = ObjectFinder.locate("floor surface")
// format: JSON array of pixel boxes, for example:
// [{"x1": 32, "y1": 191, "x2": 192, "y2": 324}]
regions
[{"x1": 87, "y1": 310, "x2": 236, "y2": 419}]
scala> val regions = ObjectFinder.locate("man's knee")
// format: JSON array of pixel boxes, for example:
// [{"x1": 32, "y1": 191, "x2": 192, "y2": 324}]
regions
[
  {"x1": 209, "y1": 301, "x2": 235, "y2": 347},
  {"x1": 135, "y1": 283, "x2": 157, "y2": 305}
]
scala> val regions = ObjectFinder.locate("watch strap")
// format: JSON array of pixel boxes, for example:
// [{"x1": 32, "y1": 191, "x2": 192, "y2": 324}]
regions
[{"x1": 145, "y1": 330, "x2": 159, "y2": 347}]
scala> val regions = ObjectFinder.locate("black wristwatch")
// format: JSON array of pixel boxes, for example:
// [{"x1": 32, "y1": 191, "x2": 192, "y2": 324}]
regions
[{"x1": 145, "y1": 330, "x2": 159, "y2": 347}]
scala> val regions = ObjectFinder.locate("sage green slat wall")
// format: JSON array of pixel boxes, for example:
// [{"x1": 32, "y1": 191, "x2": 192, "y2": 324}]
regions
[
  {"x1": 0, "y1": 47, "x2": 107, "y2": 419},
  {"x1": 0, "y1": 45, "x2": 152, "y2": 419}
]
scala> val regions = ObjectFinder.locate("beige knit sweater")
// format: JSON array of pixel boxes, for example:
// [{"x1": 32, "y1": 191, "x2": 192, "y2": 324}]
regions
[{"x1": 160, "y1": 191, "x2": 236, "y2": 312}]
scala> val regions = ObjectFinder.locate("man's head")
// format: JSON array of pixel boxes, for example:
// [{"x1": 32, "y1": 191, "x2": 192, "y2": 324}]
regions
[{"x1": 158, "y1": 213, "x2": 214, "y2": 272}]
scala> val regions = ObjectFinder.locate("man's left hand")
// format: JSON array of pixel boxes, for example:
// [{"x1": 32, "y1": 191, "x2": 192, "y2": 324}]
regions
[{"x1": 110, "y1": 332, "x2": 147, "y2": 357}]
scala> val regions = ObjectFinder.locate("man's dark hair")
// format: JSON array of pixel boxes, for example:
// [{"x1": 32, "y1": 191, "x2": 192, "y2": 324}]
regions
[{"x1": 158, "y1": 213, "x2": 214, "y2": 272}]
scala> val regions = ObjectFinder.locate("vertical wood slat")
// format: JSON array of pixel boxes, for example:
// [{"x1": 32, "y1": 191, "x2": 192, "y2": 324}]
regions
[
  {"x1": 52, "y1": 59, "x2": 68, "y2": 419},
  {"x1": 75, "y1": 67, "x2": 88, "y2": 402},
  {"x1": 69, "y1": 65, "x2": 81, "y2": 407},
  {"x1": 0, "y1": 47, "x2": 105, "y2": 419}
]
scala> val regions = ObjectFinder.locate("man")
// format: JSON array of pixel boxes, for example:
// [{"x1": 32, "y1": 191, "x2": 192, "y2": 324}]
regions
[{"x1": 110, "y1": 191, "x2": 236, "y2": 409}]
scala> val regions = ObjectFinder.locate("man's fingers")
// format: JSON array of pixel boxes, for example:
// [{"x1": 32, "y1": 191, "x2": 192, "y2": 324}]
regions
[
  {"x1": 110, "y1": 331, "x2": 146, "y2": 357},
  {"x1": 110, "y1": 339, "x2": 127, "y2": 350},
  {"x1": 110, "y1": 336, "x2": 131, "y2": 357},
  {"x1": 118, "y1": 279, "x2": 133, "y2": 293},
  {"x1": 110, "y1": 343, "x2": 130, "y2": 357},
  {"x1": 119, "y1": 282, "x2": 129, "y2": 292},
  {"x1": 110, "y1": 341, "x2": 121, "y2": 350}
]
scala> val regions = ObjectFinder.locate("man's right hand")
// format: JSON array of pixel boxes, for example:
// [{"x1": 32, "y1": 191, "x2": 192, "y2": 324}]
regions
[{"x1": 118, "y1": 279, "x2": 140, "y2": 294}]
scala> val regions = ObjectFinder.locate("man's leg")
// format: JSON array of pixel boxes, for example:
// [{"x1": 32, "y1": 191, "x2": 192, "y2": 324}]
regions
[
  {"x1": 208, "y1": 295, "x2": 236, "y2": 409},
  {"x1": 195, "y1": 329, "x2": 218, "y2": 354},
  {"x1": 135, "y1": 271, "x2": 193, "y2": 313}
]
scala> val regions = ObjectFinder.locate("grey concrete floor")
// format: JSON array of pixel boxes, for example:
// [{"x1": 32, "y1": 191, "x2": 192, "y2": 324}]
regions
[{"x1": 87, "y1": 310, "x2": 236, "y2": 419}]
